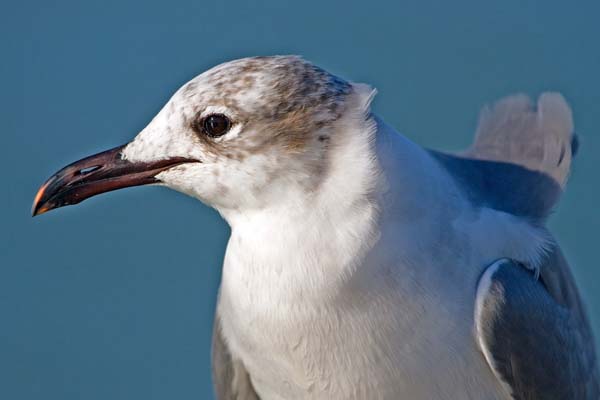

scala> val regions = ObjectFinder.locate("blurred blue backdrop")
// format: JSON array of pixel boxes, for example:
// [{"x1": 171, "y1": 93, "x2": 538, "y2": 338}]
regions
[{"x1": 3, "y1": 1, "x2": 599, "y2": 399}]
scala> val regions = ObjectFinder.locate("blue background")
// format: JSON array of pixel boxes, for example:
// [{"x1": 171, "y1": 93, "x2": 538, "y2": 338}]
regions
[{"x1": 3, "y1": 1, "x2": 599, "y2": 398}]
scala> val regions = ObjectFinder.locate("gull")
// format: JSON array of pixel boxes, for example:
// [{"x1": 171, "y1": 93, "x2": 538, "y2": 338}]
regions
[{"x1": 32, "y1": 56, "x2": 598, "y2": 399}]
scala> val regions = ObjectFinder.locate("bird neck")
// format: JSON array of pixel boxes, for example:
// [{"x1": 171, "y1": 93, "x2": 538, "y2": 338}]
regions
[{"x1": 219, "y1": 111, "x2": 452, "y2": 303}]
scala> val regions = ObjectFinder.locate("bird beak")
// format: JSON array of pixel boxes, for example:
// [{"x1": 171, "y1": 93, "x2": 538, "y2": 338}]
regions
[{"x1": 32, "y1": 144, "x2": 198, "y2": 216}]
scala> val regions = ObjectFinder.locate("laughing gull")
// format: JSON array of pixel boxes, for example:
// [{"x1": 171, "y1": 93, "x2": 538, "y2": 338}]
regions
[{"x1": 33, "y1": 56, "x2": 598, "y2": 399}]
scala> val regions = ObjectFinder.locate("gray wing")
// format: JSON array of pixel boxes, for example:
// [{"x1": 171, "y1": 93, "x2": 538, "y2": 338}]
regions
[
  {"x1": 435, "y1": 93, "x2": 598, "y2": 397},
  {"x1": 212, "y1": 314, "x2": 260, "y2": 400},
  {"x1": 474, "y1": 253, "x2": 599, "y2": 400}
]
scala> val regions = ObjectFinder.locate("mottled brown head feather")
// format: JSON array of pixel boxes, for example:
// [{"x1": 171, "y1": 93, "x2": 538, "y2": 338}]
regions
[{"x1": 175, "y1": 56, "x2": 353, "y2": 160}]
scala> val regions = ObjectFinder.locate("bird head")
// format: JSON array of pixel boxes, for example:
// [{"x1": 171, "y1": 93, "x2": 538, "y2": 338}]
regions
[{"x1": 32, "y1": 56, "x2": 374, "y2": 217}]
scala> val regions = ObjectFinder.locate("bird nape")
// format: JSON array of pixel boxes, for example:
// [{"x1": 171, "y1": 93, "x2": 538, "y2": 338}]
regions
[{"x1": 32, "y1": 55, "x2": 598, "y2": 400}]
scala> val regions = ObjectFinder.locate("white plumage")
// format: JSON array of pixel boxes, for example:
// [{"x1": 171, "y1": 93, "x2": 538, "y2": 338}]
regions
[{"x1": 34, "y1": 56, "x2": 598, "y2": 399}]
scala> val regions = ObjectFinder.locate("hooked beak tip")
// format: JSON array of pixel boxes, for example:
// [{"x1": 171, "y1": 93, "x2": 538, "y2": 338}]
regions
[
  {"x1": 31, "y1": 205, "x2": 49, "y2": 217},
  {"x1": 31, "y1": 182, "x2": 50, "y2": 217}
]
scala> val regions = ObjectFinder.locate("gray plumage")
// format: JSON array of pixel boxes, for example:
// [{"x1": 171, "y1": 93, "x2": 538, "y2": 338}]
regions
[{"x1": 475, "y1": 254, "x2": 599, "y2": 399}]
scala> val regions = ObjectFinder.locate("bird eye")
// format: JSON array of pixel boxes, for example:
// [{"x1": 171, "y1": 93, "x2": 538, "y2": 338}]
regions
[{"x1": 199, "y1": 114, "x2": 232, "y2": 138}]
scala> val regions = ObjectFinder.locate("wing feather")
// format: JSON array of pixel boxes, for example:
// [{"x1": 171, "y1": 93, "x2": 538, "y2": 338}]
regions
[
  {"x1": 474, "y1": 256, "x2": 599, "y2": 400},
  {"x1": 432, "y1": 93, "x2": 577, "y2": 221}
]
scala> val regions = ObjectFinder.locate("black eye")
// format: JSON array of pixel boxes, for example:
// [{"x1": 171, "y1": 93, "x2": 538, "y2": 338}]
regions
[{"x1": 200, "y1": 114, "x2": 231, "y2": 137}]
